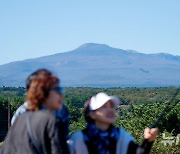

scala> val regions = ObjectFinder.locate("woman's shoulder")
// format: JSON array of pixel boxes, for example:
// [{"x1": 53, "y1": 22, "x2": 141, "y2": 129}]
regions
[
  {"x1": 70, "y1": 131, "x2": 84, "y2": 141},
  {"x1": 17, "y1": 110, "x2": 58, "y2": 125},
  {"x1": 34, "y1": 110, "x2": 60, "y2": 124},
  {"x1": 116, "y1": 127, "x2": 135, "y2": 154},
  {"x1": 68, "y1": 131, "x2": 88, "y2": 154},
  {"x1": 30, "y1": 110, "x2": 54, "y2": 117},
  {"x1": 68, "y1": 131, "x2": 84, "y2": 148},
  {"x1": 118, "y1": 127, "x2": 135, "y2": 141}
]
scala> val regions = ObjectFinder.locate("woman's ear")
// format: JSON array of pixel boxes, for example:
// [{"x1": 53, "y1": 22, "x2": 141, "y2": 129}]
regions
[{"x1": 89, "y1": 111, "x2": 96, "y2": 120}]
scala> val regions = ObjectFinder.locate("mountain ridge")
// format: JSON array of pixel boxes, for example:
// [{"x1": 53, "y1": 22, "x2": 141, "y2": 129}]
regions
[{"x1": 0, "y1": 43, "x2": 179, "y2": 87}]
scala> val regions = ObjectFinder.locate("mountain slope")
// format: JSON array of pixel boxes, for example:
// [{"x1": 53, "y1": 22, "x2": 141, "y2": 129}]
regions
[{"x1": 0, "y1": 43, "x2": 180, "y2": 87}]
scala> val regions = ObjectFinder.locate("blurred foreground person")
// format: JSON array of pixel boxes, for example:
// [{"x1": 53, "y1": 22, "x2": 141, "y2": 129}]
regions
[
  {"x1": 11, "y1": 69, "x2": 69, "y2": 140},
  {"x1": 0, "y1": 69, "x2": 69, "y2": 154},
  {"x1": 68, "y1": 92, "x2": 158, "y2": 154}
]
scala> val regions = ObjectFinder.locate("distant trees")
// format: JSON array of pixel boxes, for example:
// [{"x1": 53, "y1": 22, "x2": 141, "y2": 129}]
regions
[
  {"x1": 0, "y1": 87, "x2": 25, "y2": 141},
  {"x1": 0, "y1": 86, "x2": 179, "y2": 153}
]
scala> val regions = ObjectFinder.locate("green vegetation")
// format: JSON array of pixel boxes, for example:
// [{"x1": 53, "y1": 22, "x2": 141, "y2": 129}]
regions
[{"x1": 0, "y1": 86, "x2": 179, "y2": 153}]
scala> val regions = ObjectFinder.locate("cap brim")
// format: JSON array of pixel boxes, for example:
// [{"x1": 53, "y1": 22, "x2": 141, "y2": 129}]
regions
[{"x1": 109, "y1": 96, "x2": 122, "y2": 107}]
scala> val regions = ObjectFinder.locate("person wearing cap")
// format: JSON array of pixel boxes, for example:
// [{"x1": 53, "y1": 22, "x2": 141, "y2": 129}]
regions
[
  {"x1": 1, "y1": 69, "x2": 69, "y2": 154},
  {"x1": 11, "y1": 69, "x2": 69, "y2": 140},
  {"x1": 68, "y1": 92, "x2": 158, "y2": 154}
]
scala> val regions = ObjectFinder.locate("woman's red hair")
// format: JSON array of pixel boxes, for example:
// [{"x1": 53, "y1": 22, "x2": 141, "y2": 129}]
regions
[{"x1": 27, "y1": 74, "x2": 59, "y2": 111}]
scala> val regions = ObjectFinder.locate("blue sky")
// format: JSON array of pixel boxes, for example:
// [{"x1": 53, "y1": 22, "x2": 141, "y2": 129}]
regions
[{"x1": 0, "y1": 0, "x2": 180, "y2": 65}]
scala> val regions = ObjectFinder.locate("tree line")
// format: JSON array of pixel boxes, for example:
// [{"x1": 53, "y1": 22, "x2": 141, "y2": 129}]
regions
[{"x1": 0, "y1": 86, "x2": 179, "y2": 153}]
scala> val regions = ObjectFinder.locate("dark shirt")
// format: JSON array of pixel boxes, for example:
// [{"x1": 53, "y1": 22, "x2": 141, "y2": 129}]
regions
[{"x1": 0, "y1": 110, "x2": 69, "y2": 154}]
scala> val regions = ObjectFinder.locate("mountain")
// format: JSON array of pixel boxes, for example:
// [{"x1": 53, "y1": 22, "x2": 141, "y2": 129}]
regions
[{"x1": 0, "y1": 43, "x2": 180, "y2": 87}]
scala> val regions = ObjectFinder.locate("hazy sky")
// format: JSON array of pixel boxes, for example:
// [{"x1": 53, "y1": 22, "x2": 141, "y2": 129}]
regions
[{"x1": 0, "y1": 0, "x2": 180, "y2": 65}]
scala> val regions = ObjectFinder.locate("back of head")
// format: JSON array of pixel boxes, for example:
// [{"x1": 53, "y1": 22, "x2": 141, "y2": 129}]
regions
[{"x1": 84, "y1": 99, "x2": 94, "y2": 124}]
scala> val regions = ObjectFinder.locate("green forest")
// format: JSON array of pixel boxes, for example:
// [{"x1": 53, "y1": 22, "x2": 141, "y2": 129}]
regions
[{"x1": 0, "y1": 86, "x2": 179, "y2": 154}]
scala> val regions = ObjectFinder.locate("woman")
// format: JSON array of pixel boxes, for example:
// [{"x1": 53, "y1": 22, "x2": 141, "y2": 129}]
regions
[
  {"x1": 11, "y1": 69, "x2": 69, "y2": 140},
  {"x1": 1, "y1": 69, "x2": 69, "y2": 154},
  {"x1": 68, "y1": 92, "x2": 158, "y2": 154}
]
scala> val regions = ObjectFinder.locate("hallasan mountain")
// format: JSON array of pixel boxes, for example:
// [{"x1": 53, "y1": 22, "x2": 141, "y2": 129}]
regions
[{"x1": 0, "y1": 43, "x2": 180, "y2": 87}]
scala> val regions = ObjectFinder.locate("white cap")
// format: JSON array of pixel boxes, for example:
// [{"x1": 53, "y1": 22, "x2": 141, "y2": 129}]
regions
[{"x1": 89, "y1": 92, "x2": 121, "y2": 110}]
